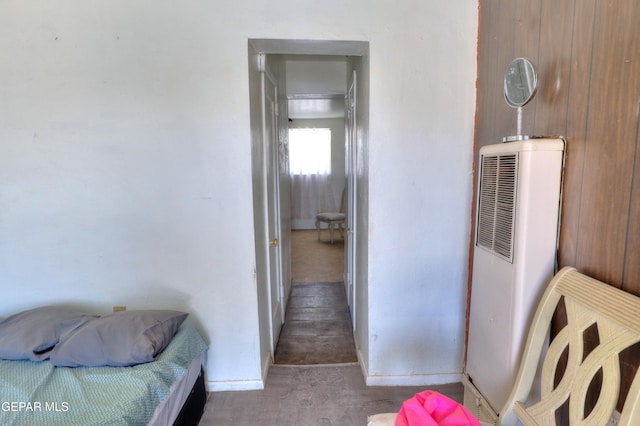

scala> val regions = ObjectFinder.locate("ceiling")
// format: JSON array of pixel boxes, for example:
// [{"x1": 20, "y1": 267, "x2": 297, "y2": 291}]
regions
[
  {"x1": 288, "y1": 94, "x2": 346, "y2": 120},
  {"x1": 285, "y1": 55, "x2": 349, "y2": 119}
]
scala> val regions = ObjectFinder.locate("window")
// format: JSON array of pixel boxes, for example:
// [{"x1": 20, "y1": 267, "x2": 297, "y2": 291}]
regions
[{"x1": 288, "y1": 128, "x2": 331, "y2": 175}]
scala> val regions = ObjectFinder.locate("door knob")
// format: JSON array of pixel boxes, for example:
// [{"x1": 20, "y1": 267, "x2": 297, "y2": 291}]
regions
[{"x1": 271, "y1": 238, "x2": 279, "y2": 247}]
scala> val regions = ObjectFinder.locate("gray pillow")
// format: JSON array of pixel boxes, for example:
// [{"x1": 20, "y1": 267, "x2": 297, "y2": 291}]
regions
[
  {"x1": 0, "y1": 306, "x2": 98, "y2": 361},
  {"x1": 50, "y1": 310, "x2": 188, "y2": 367}
]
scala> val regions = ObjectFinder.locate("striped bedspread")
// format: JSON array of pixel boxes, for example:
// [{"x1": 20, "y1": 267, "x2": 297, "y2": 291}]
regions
[{"x1": 0, "y1": 320, "x2": 208, "y2": 426}]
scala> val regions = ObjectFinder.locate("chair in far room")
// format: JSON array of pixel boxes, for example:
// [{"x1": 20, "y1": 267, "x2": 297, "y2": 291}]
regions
[{"x1": 315, "y1": 188, "x2": 345, "y2": 244}]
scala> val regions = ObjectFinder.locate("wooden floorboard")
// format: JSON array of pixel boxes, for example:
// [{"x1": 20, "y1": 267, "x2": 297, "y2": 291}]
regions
[
  {"x1": 276, "y1": 230, "x2": 356, "y2": 365},
  {"x1": 274, "y1": 282, "x2": 357, "y2": 365}
]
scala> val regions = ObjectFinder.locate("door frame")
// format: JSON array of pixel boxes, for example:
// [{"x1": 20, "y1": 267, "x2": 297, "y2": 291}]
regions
[
  {"x1": 260, "y1": 56, "x2": 285, "y2": 356},
  {"x1": 249, "y1": 40, "x2": 369, "y2": 377},
  {"x1": 345, "y1": 70, "x2": 358, "y2": 330}
]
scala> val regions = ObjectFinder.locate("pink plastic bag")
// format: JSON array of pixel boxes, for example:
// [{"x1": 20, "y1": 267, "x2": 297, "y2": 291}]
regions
[{"x1": 395, "y1": 390, "x2": 481, "y2": 426}]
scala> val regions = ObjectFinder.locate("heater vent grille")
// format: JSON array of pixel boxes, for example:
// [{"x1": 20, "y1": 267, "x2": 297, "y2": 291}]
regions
[{"x1": 476, "y1": 153, "x2": 518, "y2": 262}]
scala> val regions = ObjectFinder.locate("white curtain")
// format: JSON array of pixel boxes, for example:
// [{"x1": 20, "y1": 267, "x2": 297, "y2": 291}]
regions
[
  {"x1": 289, "y1": 128, "x2": 335, "y2": 229},
  {"x1": 290, "y1": 174, "x2": 336, "y2": 229}
]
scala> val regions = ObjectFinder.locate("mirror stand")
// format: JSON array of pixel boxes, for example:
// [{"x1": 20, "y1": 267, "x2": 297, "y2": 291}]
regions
[
  {"x1": 503, "y1": 107, "x2": 530, "y2": 142},
  {"x1": 502, "y1": 58, "x2": 537, "y2": 142}
]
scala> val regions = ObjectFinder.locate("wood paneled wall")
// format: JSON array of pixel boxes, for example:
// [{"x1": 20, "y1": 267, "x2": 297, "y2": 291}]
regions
[
  {"x1": 475, "y1": 0, "x2": 640, "y2": 413},
  {"x1": 477, "y1": 0, "x2": 640, "y2": 290}
]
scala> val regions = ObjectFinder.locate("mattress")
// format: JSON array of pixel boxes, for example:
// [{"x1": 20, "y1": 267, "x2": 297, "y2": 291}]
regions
[
  {"x1": 0, "y1": 320, "x2": 208, "y2": 426},
  {"x1": 149, "y1": 352, "x2": 203, "y2": 425}
]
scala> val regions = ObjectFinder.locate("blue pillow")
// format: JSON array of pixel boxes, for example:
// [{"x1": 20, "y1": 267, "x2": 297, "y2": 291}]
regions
[
  {"x1": 0, "y1": 306, "x2": 98, "y2": 361},
  {"x1": 50, "y1": 310, "x2": 188, "y2": 367}
]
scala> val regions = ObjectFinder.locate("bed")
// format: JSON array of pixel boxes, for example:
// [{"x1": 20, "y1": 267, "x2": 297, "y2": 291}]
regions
[{"x1": 0, "y1": 307, "x2": 209, "y2": 426}]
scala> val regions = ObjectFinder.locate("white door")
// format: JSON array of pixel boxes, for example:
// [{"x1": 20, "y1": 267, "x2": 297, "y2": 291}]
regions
[
  {"x1": 345, "y1": 70, "x2": 357, "y2": 330},
  {"x1": 262, "y1": 64, "x2": 284, "y2": 355}
]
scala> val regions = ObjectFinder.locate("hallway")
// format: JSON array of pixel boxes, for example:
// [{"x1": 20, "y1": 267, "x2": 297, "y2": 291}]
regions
[
  {"x1": 273, "y1": 230, "x2": 356, "y2": 364},
  {"x1": 290, "y1": 229, "x2": 344, "y2": 283}
]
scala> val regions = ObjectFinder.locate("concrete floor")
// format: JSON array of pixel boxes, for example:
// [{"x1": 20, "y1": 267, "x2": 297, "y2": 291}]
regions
[{"x1": 200, "y1": 364, "x2": 463, "y2": 426}]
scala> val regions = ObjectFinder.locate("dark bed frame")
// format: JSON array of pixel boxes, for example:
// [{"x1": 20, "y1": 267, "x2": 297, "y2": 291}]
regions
[{"x1": 173, "y1": 367, "x2": 207, "y2": 426}]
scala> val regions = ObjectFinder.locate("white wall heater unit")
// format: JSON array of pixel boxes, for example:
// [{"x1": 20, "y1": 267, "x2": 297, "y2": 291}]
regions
[{"x1": 463, "y1": 138, "x2": 564, "y2": 424}]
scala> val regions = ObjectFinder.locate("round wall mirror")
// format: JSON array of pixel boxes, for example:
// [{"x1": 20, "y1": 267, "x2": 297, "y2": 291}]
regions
[{"x1": 504, "y1": 58, "x2": 537, "y2": 107}]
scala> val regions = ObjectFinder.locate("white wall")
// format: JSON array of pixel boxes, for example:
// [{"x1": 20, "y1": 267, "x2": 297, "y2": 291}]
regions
[
  {"x1": 365, "y1": 4, "x2": 477, "y2": 383},
  {"x1": 0, "y1": 1, "x2": 477, "y2": 389},
  {"x1": 286, "y1": 56, "x2": 348, "y2": 96}
]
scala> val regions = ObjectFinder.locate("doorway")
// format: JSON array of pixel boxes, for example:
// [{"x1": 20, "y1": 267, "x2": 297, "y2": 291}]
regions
[
  {"x1": 248, "y1": 39, "x2": 369, "y2": 370},
  {"x1": 276, "y1": 54, "x2": 354, "y2": 365}
]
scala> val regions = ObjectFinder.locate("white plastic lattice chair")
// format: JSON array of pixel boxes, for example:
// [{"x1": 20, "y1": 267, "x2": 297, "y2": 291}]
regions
[{"x1": 500, "y1": 266, "x2": 640, "y2": 426}]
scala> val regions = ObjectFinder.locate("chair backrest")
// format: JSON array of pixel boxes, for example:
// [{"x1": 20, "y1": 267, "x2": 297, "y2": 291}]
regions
[{"x1": 500, "y1": 267, "x2": 640, "y2": 426}]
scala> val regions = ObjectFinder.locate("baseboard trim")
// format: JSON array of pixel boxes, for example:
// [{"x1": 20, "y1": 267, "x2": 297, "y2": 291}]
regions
[
  {"x1": 208, "y1": 378, "x2": 264, "y2": 392},
  {"x1": 292, "y1": 220, "x2": 316, "y2": 230},
  {"x1": 365, "y1": 372, "x2": 463, "y2": 387},
  {"x1": 355, "y1": 339, "x2": 461, "y2": 387},
  {"x1": 356, "y1": 346, "x2": 369, "y2": 379},
  {"x1": 262, "y1": 355, "x2": 271, "y2": 386}
]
